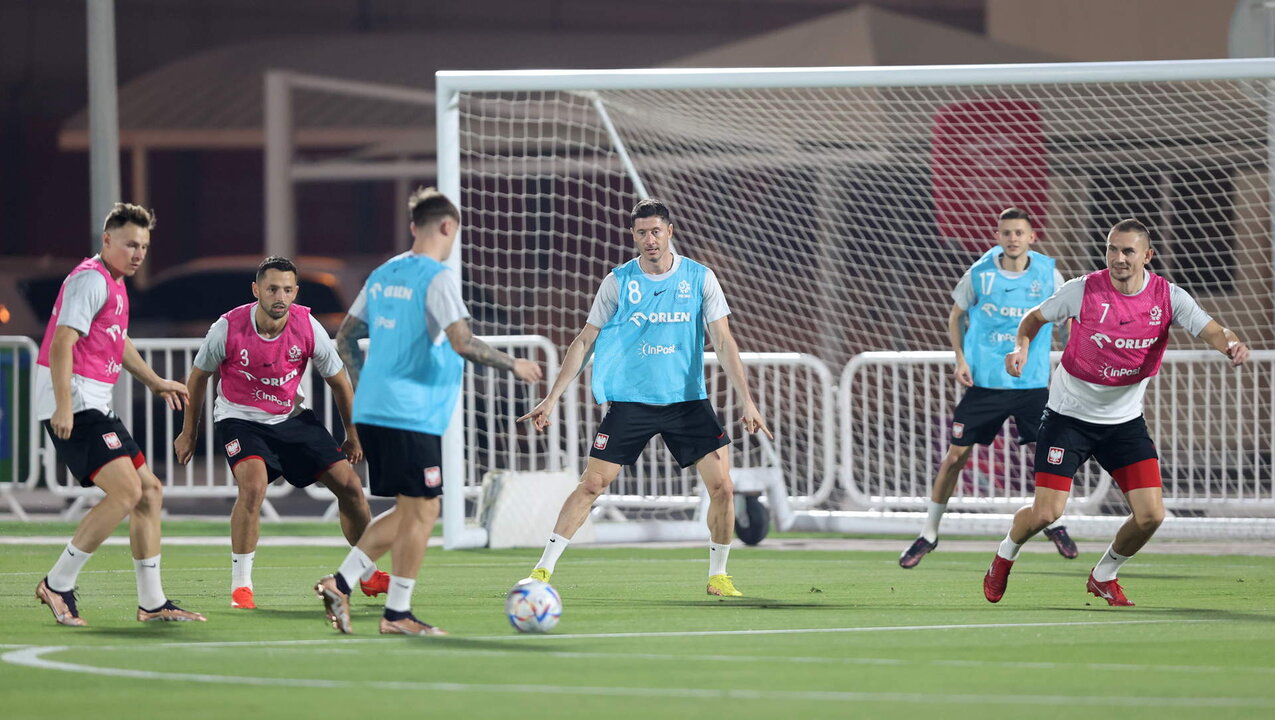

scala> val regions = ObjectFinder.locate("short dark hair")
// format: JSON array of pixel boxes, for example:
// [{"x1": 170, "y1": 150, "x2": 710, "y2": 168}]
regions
[
  {"x1": 998, "y1": 207, "x2": 1031, "y2": 224},
  {"x1": 631, "y1": 198, "x2": 672, "y2": 227},
  {"x1": 1110, "y1": 218, "x2": 1153, "y2": 246},
  {"x1": 102, "y1": 202, "x2": 156, "y2": 232},
  {"x1": 409, "y1": 186, "x2": 460, "y2": 228},
  {"x1": 256, "y1": 256, "x2": 297, "y2": 283}
]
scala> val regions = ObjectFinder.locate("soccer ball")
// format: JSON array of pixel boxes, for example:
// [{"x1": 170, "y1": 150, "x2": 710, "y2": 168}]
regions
[{"x1": 505, "y1": 578, "x2": 562, "y2": 633}]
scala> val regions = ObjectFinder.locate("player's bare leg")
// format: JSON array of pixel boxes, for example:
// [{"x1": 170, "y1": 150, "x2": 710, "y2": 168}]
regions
[
  {"x1": 318, "y1": 464, "x2": 372, "y2": 545},
  {"x1": 69, "y1": 457, "x2": 142, "y2": 553},
  {"x1": 40, "y1": 458, "x2": 143, "y2": 626},
  {"x1": 901, "y1": 444, "x2": 972, "y2": 568},
  {"x1": 227, "y1": 459, "x2": 269, "y2": 608},
  {"x1": 527, "y1": 458, "x2": 622, "y2": 582},
  {"x1": 985, "y1": 486, "x2": 1068, "y2": 602},
  {"x1": 697, "y1": 448, "x2": 743, "y2": 596},
  {"x1": 128, "y1": 463, "x2": 205, "y2": 621},
  {"x1": 230, "y1": 459, "x2": 269, "y2": 555},
  {"x1": 1088, "y1": 485, "x2": 1164, "y2": 607}
]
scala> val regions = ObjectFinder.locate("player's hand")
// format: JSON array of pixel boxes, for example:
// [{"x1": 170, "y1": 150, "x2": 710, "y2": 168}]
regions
[
  {"x1": 741, "y1": 402, "x2": 774, "y2": 440},
  {"x1": 1004, "y1": 348, "x2": 1027, "y2": 378},
  {"x1": 342, "y1": 433, "x2": 364, "y2": 465},
  {"x1": 954, "y1": 360, "x2": 973, "y2": 387},
  {"x1": 1226, "y1": 340, "x2": 1250, "y2": 367},
  {"x1": 151, "y1": 378, "x2": 189, "y2": 411},
  {"x1": 50, "y1": 406, "x2": 74, "y2": 440},
  {"x1": 173, "y1": 431, "x2": 195, "y2": 465},
  {"x1": 512, "y1": 358, "x2": 543, "y2": 384},
  {"x1": 517, "y1": 397, "x2": 556, "y2": 431}
]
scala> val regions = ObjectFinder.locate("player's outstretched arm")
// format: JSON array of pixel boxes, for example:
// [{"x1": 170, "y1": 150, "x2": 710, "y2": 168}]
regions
[
  {"x1": 446, "y1": 318, "x2": 545, "y2": 385},
  {"x1": 1198, "y1": 321, "x2": 1250, "y2": 367},
  {"x1": 517, "y1": 323, "x2": 599, "y2": 431},
  {"x1": 323, "y1": 369, "x2": 363, "y2": 464},
  {"x1": 174, "y1": 366, "x2": 212, "y2": 465},
  {"x1": 947, "y1": 303, "x2": 973, "y2": 387},
  {"x1": 335, "y1": 314, "x2": 369, "y2": 388},
  {"x1": 707, "y1": 316, "x2": 772, "y2": 439},
  {"x1": 1005, "y1": 309, "x2": 1048, "y2": 378},
  {"x1": 123, "y1": 336, "x2": 187, "y2": 411}
]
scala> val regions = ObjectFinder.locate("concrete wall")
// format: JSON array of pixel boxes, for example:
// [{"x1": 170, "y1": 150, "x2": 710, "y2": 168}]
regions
[{"x1": 987, "y1": 0, "x2": 1233, "y2": 61}]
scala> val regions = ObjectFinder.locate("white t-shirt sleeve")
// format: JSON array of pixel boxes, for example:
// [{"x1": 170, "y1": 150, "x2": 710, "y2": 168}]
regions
[
  {"x1": 1169, "y1": 284, "x2": 1214, "y2": 337},
  {"x1": 309, "y1": 315, "x2": 345, "y2": 377},
  {"x1": 702, "y1": 269, "x2": 731, "y2": 324},
  {"x1": 56, "y1": 271, "x2": 108, "y2": 335},
  {"x1": 585, "y1": 274, "x2": 619, "y2": 329},
  {"x1": 1036, "y1": 276, "x2": 1086, "y2": 323},
  {"x1": 193, "y1": 318, "x2": 229, "y2": 372},
  {"x1": 951, "y1": 270, "x2": 975, "y2": 310},
  {"x1": 426, "y1": 268, "x2": 471, "y2": 342},
  {"x1": 347, "y1": 285, "x2": 368, "y2": 322},
  {"x1": 1053, "y1": 269, "x2": 1066, "y2": 290}
]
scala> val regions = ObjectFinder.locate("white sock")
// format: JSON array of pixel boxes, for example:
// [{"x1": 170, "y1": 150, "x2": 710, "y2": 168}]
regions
[
  {"x1": 135, "y1": 555, "x2": 167, "y2": 610},
  {"x1": 231, "y1": 552, "x2": 255, "y2": 590},
  {"x1": 338, "y1": 547, "x2": 375, "y2": 590},
  {"x1": 1092, "y1": 544, "x2": 1131, "y2": 582},
  {"x1": 1045, "y1": 518, "x2": 1064, "y2": 530},
  {"x1": 385, "y1": 575, "x2": 415, "y2": 613},
  {"x1": 534, "y1": 533, "x2": 570, "y2": 573},
  {"x1": 997, "y1": 532, "x2": 1023, "y2": 562},
  {"x1": 47, "y1": 543, "x2": 92, "y2": 592},
  {"x1": 922, "y1": 501, "x2": 947, "y2": 542},
  {"x1": 708, "y1": 542, "x2": 731, "y2": 577},
  {"x1": 359, "y1": 561, "x2": 379, "y2": 583}
]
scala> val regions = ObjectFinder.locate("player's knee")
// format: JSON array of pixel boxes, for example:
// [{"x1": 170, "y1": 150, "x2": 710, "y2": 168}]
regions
[
  {"x1": 707, "y1": 474, "x2": 734, "y2": 501},
  {"x1": 236, "y1": 480, "x2": 267, "y2": 509},
  {"x1": 135, "y1": 477, "x2": 162, "y2": 512},
  {"x1": 578, "y1": 470, "x2": 610, "y2": 497},
  {"x1": 1032, "y1": 506, "x2": 1061, "y2": 528},
  {"x1": 110, "y1": 481, "x2": 144, "y2": 509},
  {"x1": 1133, "y1": 508, "x2": 1164, "y2": 533}
]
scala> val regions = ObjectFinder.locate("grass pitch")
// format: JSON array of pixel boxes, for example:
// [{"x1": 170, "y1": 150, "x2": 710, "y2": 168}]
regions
[{"x1": 1, "y1": 532, "x2": 1273, "y2": 719}]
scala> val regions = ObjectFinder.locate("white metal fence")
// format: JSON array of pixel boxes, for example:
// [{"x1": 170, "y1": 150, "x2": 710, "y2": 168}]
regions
[
  {"x1": 840, "y1": 350, "x2": 1275, "y2": 515},
  {"x1": 8, "y1": 334, "x2": 1275, "y2": 530}
]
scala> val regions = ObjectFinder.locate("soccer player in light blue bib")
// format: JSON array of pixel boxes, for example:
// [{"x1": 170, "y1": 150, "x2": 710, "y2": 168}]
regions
[
  {"x1": 316, "y1": 188, "x2": 542, "y2": 636},
  {"x1": 519, "y1": 199, "x2": 772, "y2": 598},
  {"x1": 900, "y1": 208, "x2": 1077, "y2": 569}
]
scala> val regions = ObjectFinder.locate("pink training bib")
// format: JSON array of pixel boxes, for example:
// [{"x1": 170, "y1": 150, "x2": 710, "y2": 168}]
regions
[
  {"x1": 1060, "y1": 269, "x2": 1172, "y2": 386},
  {"x1": 216, "y1": 303, "x2": 315, "y2": 414},
  {"x1": 37, "y1": 257, "x2": 129, "y2": 384}
]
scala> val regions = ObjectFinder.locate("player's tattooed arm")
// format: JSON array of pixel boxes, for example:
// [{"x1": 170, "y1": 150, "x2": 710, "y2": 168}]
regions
[
  {"x1": 335, "y1": 315, "x2": 370, "y2": 387},
  {"x1": 446, "y1": 319, "x2": 543, "y2": 382}
]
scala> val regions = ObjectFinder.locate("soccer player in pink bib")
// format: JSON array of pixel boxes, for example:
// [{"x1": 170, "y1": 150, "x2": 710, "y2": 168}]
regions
[
  {"x1": 175, "y1": 256, "x2": 386, "y2": 610},
  {"x1": 35, "y1": 203, "x2": 206, "y2": 625},
  {"x1": 985, "y1": 219, "x2": 1250, "y2": 606}
]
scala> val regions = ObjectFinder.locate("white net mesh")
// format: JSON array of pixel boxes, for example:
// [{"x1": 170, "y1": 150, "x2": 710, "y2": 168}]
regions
[{"x1": 453, "y1": 71, "x2": 1275, "y2": 525}]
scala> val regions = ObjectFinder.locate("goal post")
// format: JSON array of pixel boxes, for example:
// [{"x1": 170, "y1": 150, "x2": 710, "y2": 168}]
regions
[{"x1": 437, "y1": 59, "x2": 1275, "y2": 547}]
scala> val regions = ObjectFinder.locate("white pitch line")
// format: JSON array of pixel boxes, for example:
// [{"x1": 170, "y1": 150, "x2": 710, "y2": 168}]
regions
[
  {"x1": 477, "y1": 618, "x2": 1209, "y2": 641},
  {"x1": 209, "y1": 644, "x2": 1275, "y2": 676},
  {"x1": 3, "y1": 645, "x2": 1271, "y2": 708}
]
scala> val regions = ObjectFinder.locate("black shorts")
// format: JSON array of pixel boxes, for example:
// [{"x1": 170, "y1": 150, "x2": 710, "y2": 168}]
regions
[
  {"x1": 1032, "y1": 409, "x2": 1159, "y2": 492},
  {"x1": 43, "y1": 410, "x2": 145, "y2": 487},
  {"x1": 215, "y1": 409, "x2": 346, "y2": 488},
  {"x1": 356, "y1": 422, "x2": 443, "y2": 498},
  {"x1": 590, "y1": 399, "x2": 731, "y2": 469},
  {"x1": 950, "y1": 387, "x2": 1048, "y2": 446}
]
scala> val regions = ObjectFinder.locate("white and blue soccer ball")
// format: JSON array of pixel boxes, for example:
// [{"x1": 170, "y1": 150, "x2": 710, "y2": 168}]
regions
[{"x1": 505, "y1": 578, "x2": 562, "y2": 633}]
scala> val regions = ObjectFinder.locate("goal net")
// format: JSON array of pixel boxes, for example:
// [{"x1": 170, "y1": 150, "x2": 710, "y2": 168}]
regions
[{"x1": 439, "y1": 60, "x2": 1275, "y2": 543}]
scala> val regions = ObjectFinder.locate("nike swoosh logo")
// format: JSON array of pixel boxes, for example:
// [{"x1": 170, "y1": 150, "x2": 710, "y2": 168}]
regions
[
  {"x1": 653, "y1": 290, "x2": 666, "y2": 296},
  {"x1": 141, "y1": 563, "x2": 157, "y2": 568},
  {"x1": 1119, "y1": 320, "x2": 1133, "y2": 325}
]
